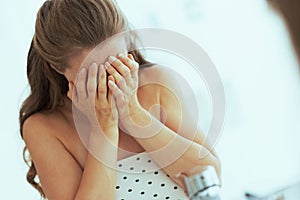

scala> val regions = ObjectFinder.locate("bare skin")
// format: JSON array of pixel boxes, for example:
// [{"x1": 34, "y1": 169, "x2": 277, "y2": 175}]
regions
[{"x1": 23, "y1": 50, "x2": 221, "y2": 199}]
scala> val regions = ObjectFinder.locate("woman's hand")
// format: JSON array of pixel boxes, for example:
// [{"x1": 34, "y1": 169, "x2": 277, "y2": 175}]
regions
[
  {"x1": 65, "y1": 63, "x2": 119, "y2": 200},
  {"x1": 67, "y1": 63, "x2": 118, "y2": 133},
  {"x1": 105, "y1": 54, "x2": 147, "y2": 132}
]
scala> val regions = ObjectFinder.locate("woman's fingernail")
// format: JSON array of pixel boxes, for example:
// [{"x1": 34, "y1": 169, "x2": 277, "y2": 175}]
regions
[
  {"x1": 108, "y1": 75, "x2": 114, "y2": 81},
  {"x1": 105, "y1": 62, "x2": 110, "y2": 69},
  {"x1": 108, "y1": 56, "x2": 117, "y2": 63},
  {"x1": 98, "y1": 65, "x2": 103, "y2": 74},
  {"x1": 80, "y1": 67, "x2": 86, "y2": 73},
  {"x1": 90, "y1": 63, "x2": 97, "y2": 71},
  {"x1": 118, "y1": 53, "x2": 125, "y2": 58},
  {"x1": 108, "y1": 80, "x2": 113, "y2": 85},
  {"x1": 99, "y1": 64, "x2": 104, "y2": 72}
]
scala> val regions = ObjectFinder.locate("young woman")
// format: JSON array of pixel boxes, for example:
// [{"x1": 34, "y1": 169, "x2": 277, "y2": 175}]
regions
[{"x1": 19, "y1": 0, "x2": 221, "y2": 199}]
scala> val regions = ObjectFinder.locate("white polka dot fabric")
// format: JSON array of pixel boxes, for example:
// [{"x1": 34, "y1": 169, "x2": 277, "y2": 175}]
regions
[{"x1": 115, "y1": 152, "x2": 188, "y2": 200}]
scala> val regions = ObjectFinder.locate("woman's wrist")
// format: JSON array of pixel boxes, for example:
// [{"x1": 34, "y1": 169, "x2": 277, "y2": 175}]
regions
[
  {"x1": 88, "y1": 126, "x2": 119, "y2": 166},
  {"x1": 120, "y1": 106, "x2": 147, "y2": 129},
  {"x1": 121, "y1": 106, "x2": 165, "y2": 140},
  {"x1": 90, "y1": 125, "x2": 119, "y2": 143},
  {"x1": 130, "y1": 105, "x2": 151, "y2": 126}
]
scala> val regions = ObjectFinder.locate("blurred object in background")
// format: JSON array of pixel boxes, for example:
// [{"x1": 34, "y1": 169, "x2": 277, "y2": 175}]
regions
[
  {"x1": 245, "y1": 182, "x2": 300, "y2": 200},
  {"x1": 268, "y1": 0, "x2": 300, "y2": 64}
]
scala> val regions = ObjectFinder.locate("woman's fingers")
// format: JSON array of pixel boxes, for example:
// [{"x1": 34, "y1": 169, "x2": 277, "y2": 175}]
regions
[
  {"x1": 105, "y1": 61, "x2": 128, "y2": 93},
  {"x1": 76, "y1": 63, "x2": 99, "y2": 102},
  {"x1": 97, "y1": 64, "x2": 107, "y2": 103},
  {"x1": 118, "y1": 53, "x2": 139, "y2": 82},
  {"x1": 73, "y1": 54, "x2": 138, "y2": 114},
  {"x1": 105, "y1": 61, "x2": 123, "y2": 83},
  {"x1": 86, "y1": 63, "x2": 98, "y2": 100},
  {"x1": 107, "y1": 76, "x2": 114, "y2": 104},
  {"x1": 108, "y1": 78, "x2": 126, "y2": 109},
  {"x1": 108, "y1": 56, "x2": 131, "y2": 81},
  {"x1": 76, "y1": 67, "x2": 88, "y2": 101},
  {"x1": 107, "y1": 76, "x2": 119, "y2": 122},
  {"x1": 128, "y1": 54, "x2": 134, "y2": 60}
]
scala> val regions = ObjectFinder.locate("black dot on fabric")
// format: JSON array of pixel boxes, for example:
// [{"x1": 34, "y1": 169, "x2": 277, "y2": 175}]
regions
[
  {"x1": 135, "y1": 179, "x2": 140, "y2": 183},
  {"x1": 154, "y1": 171, "x2": 159, "y2": 175},
  {"x1": 201, "y1": 176, "x2": 204, "y2": 180},
  {"x1": 136, "y1": 157, "x2": 140, "y2": 160},
  {"x1": 148, "y1": 181, "x2": 152, "y2": 185},
  {"x1": 128, "y1": 189, "x2": 132, "y2": 192},
  {"x1": 116, "y1": 185, "x2": 120, "y2": 189},
  {"x1": 167, "y1": 174, "x2": 170, "y2": 177},
  {"x1": 118, "y1": 164, "x2": 122, "y2": 167},
  {"x1": 174, "y1": 186, "x2": 178, "y2": 190},
  {"x1": 123, "y1": 176, "x2": 127, "y2": 180},
  {"x1": 153, "y1": 194, "x2": 158, "y2": 197},
  {"x1": 147, "y1": 159, "x2": 152, "y2": 163},
  {"x1": 161, "y1": 183, "x2": 165, "y2": 187},
  {"x1": 140, "y1": 191, "x2": 145, "y2": 195},
  {"x1": 142, "y1": 169, "x2": 146, "y2": 173},
  {"x1": 130, "y1": 167, "x2": 134, "y2": 170},
  {"x1": 165, "y1": 197, "x2": 170, "y2": 199}
]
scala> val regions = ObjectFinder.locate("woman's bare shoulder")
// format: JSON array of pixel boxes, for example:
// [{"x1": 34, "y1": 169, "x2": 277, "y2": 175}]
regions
[
  {"x1": 137, "y1": 64, "x2": 181, "y2": 112},
  {"x1": 22, "y1": 110, "x2": 84, "y2": 199},
  {"x1": 138, "y1": 64, "x2": 164, "y2": 80},
  {"x1": 138, "y1": 64, "x2": 172, "y2": 88},
  {"x1": 138, "y1": 64, "x2": 182, "y2": 91},
  {"x1": 22, "y1": 110, "x2": 69, "y2": 143},
  {"x1": 139, "y1": 64, "x2": 180, "y2": 86}
]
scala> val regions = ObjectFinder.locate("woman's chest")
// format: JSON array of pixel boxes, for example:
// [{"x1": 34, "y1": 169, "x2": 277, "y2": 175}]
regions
[{"x1": 67, "y1": 128, "x2": 146, "y2": 168}]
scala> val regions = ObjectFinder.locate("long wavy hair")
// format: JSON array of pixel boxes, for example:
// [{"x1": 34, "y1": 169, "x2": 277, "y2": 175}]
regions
[{"x1": 19, "y1": 0, "x2": 151, "y2": 198}]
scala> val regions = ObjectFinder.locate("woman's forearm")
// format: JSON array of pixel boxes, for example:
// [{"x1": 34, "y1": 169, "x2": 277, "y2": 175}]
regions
[
  {"x1": 74, "y1": 127, "x2": 119, "y2": 200},
  {"x1": 127, "y1": 108, "x2": 221, "y2": 178}
]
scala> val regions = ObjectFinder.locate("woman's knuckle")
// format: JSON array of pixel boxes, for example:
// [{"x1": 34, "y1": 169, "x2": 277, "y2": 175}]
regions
[
  {"x1": 87, "y1": 87, "x2": 94, "y2": 94},
  {"x1": 78, "y1": 74, "x2": 85, "y2": 81},
  {"x1": 124, "y1": 67, "x2": 130, "y2": 74},
  {"x1": 95, "y1": 100, "x2": 100, "y2": 107},
  {"x1": 98, "y1": 87, "x2": 105, "y2": 94},
  {"x1": 99, "y1": 92, "x2": 106, "y2": 99},
  {"x1": 124, "y1": 98, "x2": 129, "y2": 105},
  {"x1": 101, "y1": 107, "x2": 111, "y2": 115},
  {"x1": 77, "y1": 94, "x2": 85, "y2": 101},
  {"x1": 119, "y1": 78, "x2": 126, "y2": 84},
  {"x1": 133, "y1": 63, "x2": 139, "y2": 68}
]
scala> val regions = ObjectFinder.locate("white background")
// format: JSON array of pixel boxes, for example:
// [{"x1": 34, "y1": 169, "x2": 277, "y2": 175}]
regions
[{"x1": 0, "y1": 0, "x2": 300, "y2": 199}]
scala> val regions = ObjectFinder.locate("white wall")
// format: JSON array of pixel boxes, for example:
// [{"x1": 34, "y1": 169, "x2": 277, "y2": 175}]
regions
[
  {"x1": 1, "y1": 0, "x2": 299, "y2": 199},
  {"x1": 0, "y1": 0, "x2": 45, "y2": 199}
]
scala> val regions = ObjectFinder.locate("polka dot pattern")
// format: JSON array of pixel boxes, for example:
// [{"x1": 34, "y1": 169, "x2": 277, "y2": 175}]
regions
[{"x1": 115, "y1": 152, "x2": 188, "y2": 200}]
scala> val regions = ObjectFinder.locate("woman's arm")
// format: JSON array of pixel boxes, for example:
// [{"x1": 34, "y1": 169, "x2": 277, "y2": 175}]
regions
[
  {"x1": 23, "y1": 115, "x2": 119, "y2": 200},
  {"x1": 135, "y1": 69, "x2": 221, "y2": 189},
  {"x1": 23, "y1": 63, "x2": 119, "y2": 200},
  {"x1": 106, "y1": 55, "x2": 221, "y2": 190},
  {"x1": 133, "y1": 92, "x2": 221, "y2": 188},
  {"x1": 73, "y1": 126, "x2": 119, "y2": 200}
]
